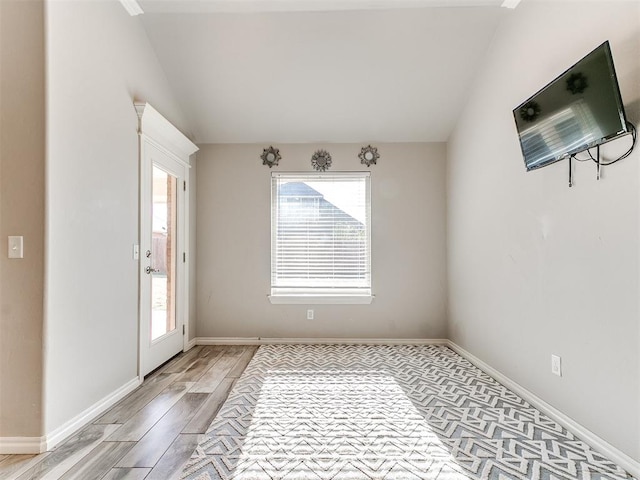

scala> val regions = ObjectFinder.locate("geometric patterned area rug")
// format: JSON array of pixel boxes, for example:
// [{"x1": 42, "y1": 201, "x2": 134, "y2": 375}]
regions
[{"x1": 180, "y1": 344, "x2": 634, "y2": 480}]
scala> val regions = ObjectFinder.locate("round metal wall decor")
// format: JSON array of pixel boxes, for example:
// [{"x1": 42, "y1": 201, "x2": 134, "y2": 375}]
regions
[
  {"x1": 260, "y1": 146, "x2": 281, "y2": 168},
  {"x1": 359, "y1": 145, "x2": 379, "y2": 167},
  {"x1": 311, "y1": 150, "x2": 332, "y2": 171},
  {"x1": 519, "y1": 100, "x2": 541, "y2": 123}
]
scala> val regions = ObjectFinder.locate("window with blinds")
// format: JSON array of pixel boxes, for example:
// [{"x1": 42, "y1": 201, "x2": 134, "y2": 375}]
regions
[{"x1": 271, "y1": 172, "x2": 371, "y2": 297}]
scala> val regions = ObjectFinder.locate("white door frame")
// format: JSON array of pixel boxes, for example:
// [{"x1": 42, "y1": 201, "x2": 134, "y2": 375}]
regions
[{"x1": 135, "y1": 103, "x2": 198, "y2": 378}]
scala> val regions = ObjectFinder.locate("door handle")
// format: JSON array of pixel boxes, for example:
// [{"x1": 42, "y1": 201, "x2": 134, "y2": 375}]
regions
[{"x1": 145, "y1": 266, "x2": 159, "y2": 274}]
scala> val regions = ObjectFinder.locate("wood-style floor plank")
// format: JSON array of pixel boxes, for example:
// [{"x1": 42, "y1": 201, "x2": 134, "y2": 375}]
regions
[
  {"x1": 227, "y1": 346, "x2": 258, "y2": 378},
  {"x1": 175, "y1": 348, "x2": 224, "y2": 383},
  {"x1": 0, "y1": 345, "x2": 256, "y2": 480},
  {"x1": 159, "y1": 346, "x2": 203, "y2": 374},
  {"x1": 15, "y1": 424, "x2": 120, "y2": 480},
  {"x1": 100, "y1": 467, "x2": 152, "y2": 480},
  {"x1": 0, "y1": 454, "x2": 34, "y2": 468},
  {"x1": 58, "y1": 441, "x2": 135, "y2": 480},
  {"x1": 94, "y1": 373, "x2": 179, "y2": 424},
  {"x1": 106, "y1": 382, "x2": 191, "y2": 442},
  {"x1": 116, "y1": 393, "x2": 208, "y2": 468},
  {"x1": 144, "y1": 434, "x2": 201, "y2": 480},
  {"x1": 182, "y1": 377, "x2": 235, "y2": 434},
  {"x1": 189, "y1": 349, "x2": 245, "y2": 393},
  {"x1": 0, "y1": 453, "x2": 49, "y2": 480}
]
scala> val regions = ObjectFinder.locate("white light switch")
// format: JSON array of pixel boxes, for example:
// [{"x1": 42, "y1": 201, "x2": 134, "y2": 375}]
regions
[{"x1": 8, "y1": 236, "x2": 23, "y2": 259}]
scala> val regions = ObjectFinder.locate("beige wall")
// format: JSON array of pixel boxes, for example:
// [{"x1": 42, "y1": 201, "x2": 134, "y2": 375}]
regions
[
  {"x1": 44, "y1": 0, "x2": 189, "y2": 433},
  {"x1": 196, "y1": 143, "x2": 447, "y2": 339},
  {"x1": 0, "y1": 0, "x2": 45, "y2": 438},
  {"x1": 447, "y1": 1, "x2": 640, "y2": 462}
]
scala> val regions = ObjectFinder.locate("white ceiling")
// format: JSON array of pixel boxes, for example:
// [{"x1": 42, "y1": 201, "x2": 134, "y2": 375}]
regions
[{"x1": 138, "y1": 0, "x2": 509, "y2": 143}]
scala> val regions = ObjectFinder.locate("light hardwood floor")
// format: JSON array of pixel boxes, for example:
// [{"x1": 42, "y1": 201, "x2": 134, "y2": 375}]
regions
[{"x1": 0, "y1": 345, "x2": 257, "y2": 480}]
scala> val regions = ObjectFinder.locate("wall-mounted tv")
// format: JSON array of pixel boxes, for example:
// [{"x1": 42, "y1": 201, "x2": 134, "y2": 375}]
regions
[{"x1": 513, "y1": 41, "x2": 628, "y2": 171}]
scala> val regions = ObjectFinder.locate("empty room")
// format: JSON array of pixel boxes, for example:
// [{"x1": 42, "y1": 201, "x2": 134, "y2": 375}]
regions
[{"x1": 0, "y1": 0, "x2": 639, "y2": 479}]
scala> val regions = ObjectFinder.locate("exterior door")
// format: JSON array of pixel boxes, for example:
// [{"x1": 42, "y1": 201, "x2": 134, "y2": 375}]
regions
[{"x1": 140, "y1": 142, "x2": 187, "y2": 376}]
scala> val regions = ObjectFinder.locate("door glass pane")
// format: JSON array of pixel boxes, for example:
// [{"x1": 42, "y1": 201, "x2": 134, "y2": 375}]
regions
[{"x1": 151, "y1": 165, "x2": 177, "y2": 341}]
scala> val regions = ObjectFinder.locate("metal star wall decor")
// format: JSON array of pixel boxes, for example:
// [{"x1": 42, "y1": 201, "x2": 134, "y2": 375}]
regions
[
  {"x1": 359, "y1": 145, "x2": 379, "y2": 167},
  {"x1": 519, "y1": 100, "x2": 541, "y2": 123},
  {"x1": 311, "y1": 150, "x2": 332, "y2": 171},
  {"x1": 566, "y1": 72, "x2": 588, "y2": 95},
  {"x1": 261, "y1": 146, "x2": 281, "y2": 168}
]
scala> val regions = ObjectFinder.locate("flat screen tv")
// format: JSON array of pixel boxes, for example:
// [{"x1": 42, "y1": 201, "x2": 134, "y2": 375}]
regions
[{"x1": 513, "y1": 41, "x2": 628, "y2": 171}]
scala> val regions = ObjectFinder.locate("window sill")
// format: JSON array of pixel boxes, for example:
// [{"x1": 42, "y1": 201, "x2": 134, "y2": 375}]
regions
[{"x1": 268, "y1": 294, "x2": 374, "y2": 305}]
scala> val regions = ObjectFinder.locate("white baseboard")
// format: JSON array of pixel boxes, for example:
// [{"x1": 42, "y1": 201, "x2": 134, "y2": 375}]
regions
[
  {"x1": 447, "y1": 341, "x2": 640, "y2": 479},
  {"x1": 0, "y1": 436, "x2": 46, "y2": 455},
  {"x1": 0, "y1": 376, "x2": 141, "y2": 455},
  {"x1": 185, "y1": 337, "x2": 197, "y2": 350},
  {"x1": 196, "y1": 337, "x2": 449, "y2": 346},
  {"x1": 44, "y1": 376, "x2": 141, "y2": 453}
]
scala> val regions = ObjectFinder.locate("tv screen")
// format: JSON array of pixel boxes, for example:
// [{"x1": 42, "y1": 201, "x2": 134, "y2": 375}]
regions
[{"x1": 513, "y1": 41, "x2": 628, "y2": 171}]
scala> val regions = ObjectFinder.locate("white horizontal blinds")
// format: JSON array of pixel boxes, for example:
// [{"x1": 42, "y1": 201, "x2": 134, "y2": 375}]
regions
[{"x1": 272, "y1": 172, "x2": 371, "y2": 295}]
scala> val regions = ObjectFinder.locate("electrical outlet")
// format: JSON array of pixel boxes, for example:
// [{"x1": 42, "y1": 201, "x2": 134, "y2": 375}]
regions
[
  {"x1": 307, "y1": 309, "x2": 314, "y2": 320},
  {"x1": 551, "y1": 354, "x2": 562, "y2": 377}
]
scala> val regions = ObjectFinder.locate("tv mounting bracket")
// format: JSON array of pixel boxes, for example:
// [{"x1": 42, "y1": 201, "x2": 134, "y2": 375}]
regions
[
  {"x1": 568, "y1": 122, "x2": 637, "y2": 187},
  {"x1": 568, "y1": 145, "x2": 601, "y2": 187}
]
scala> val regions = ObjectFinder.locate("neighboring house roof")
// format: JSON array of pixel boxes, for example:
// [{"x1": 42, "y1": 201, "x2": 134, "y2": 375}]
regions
[
  {"x1": 279, "y1": 182, "x2": 324, "y2": 198},
  {"x1": 279, "y1": 182, "x2": 362, "y2": 226}
]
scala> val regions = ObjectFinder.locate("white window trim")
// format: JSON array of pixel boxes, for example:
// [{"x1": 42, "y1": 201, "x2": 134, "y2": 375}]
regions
[
  {"x1": 268, "y1": 294, "x2": 374, "y2": 305},
  {"x1": 270, "y1": 171, "x2": 372, "y2": 305}
]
